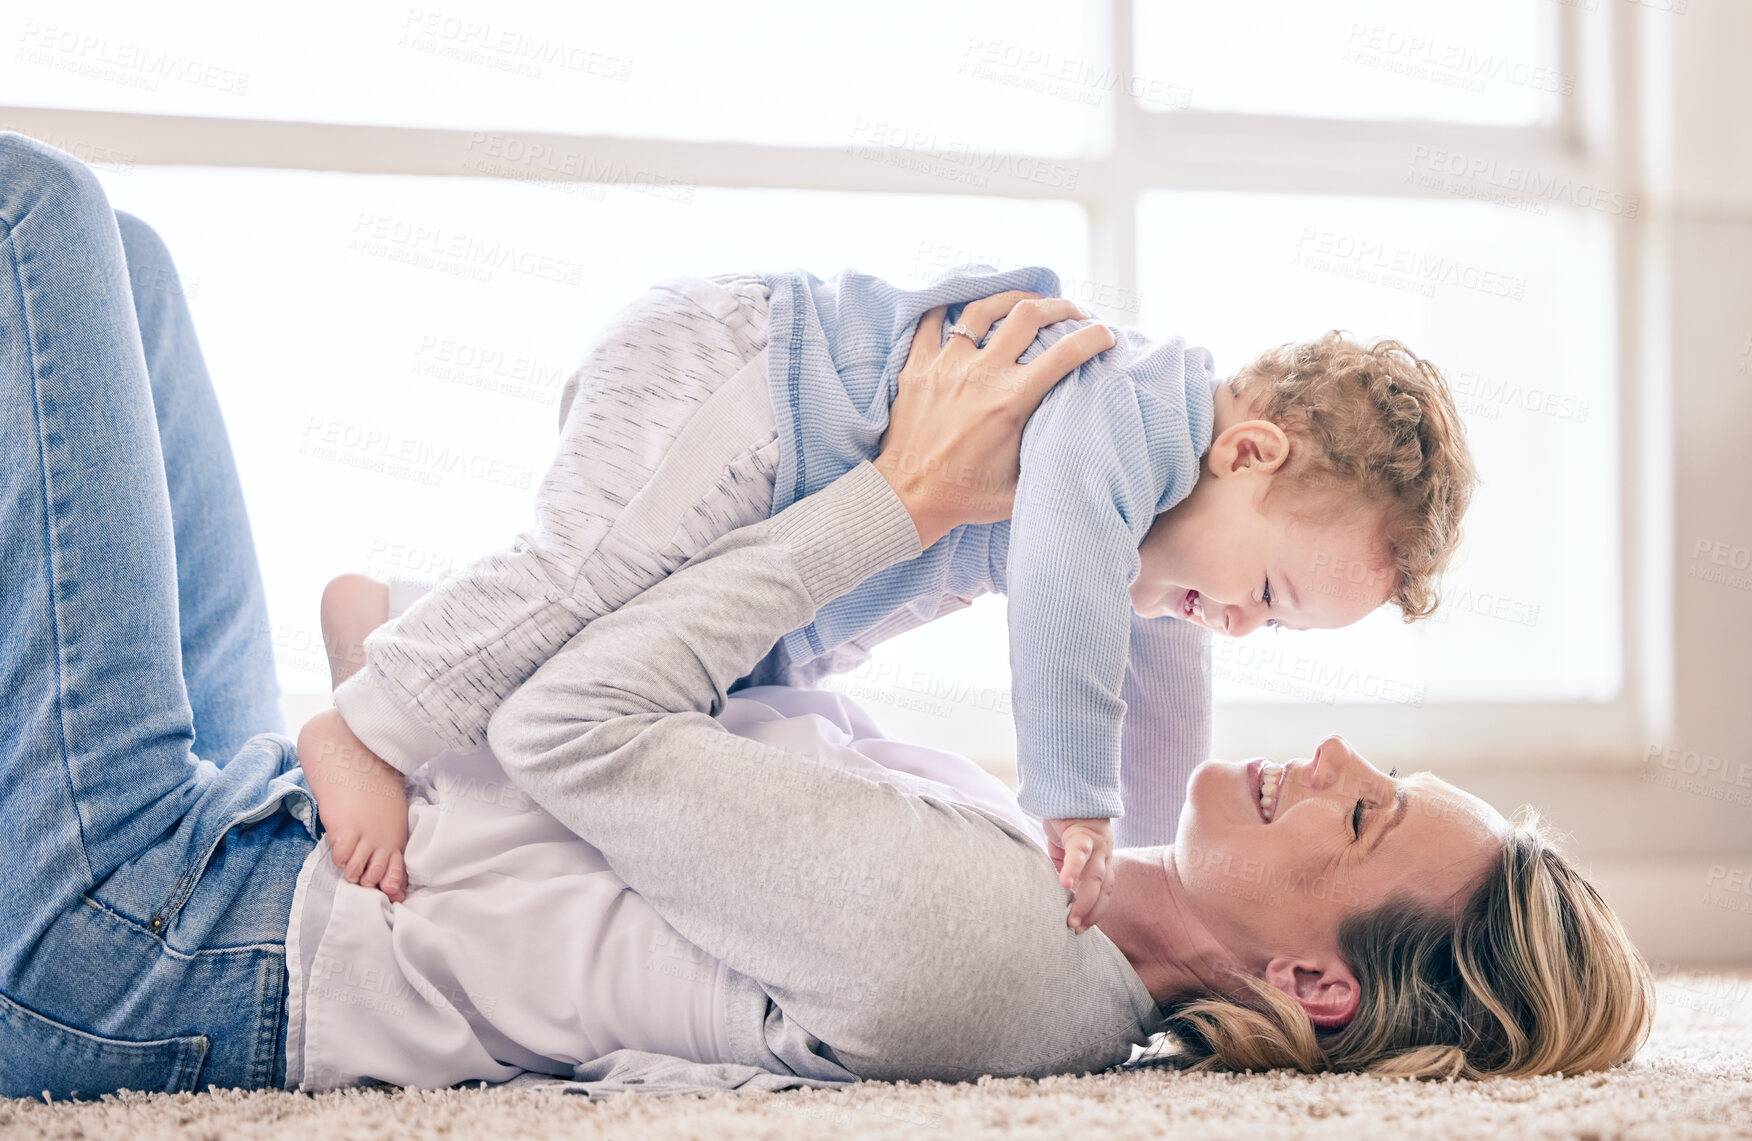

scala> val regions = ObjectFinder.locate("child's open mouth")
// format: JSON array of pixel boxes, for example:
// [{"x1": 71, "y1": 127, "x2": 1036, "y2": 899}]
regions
[{"x1": 1180, "y1": 589, "x2": 1204, "y2": 623}]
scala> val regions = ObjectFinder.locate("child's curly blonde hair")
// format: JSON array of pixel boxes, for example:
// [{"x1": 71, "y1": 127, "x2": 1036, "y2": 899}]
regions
[{"x1": 1229, "y1": 331, "x2": 1478, "y2": 621}]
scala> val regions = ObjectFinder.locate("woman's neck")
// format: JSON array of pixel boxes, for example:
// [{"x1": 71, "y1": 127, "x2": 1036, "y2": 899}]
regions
[{"x1": 1096, "y1": 848, "x2": 1239, "y2": 1005}]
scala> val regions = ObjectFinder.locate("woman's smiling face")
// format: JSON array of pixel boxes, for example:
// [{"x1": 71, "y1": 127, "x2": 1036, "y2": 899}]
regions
[{"x1": 1174, "y1": 737, "x2": 1509, "y2": 972}]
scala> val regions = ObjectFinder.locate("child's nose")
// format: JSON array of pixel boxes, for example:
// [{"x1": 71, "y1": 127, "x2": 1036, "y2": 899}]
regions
[{"x1": 1223, "y1": 602, "x2": 1268, "y2": 637}]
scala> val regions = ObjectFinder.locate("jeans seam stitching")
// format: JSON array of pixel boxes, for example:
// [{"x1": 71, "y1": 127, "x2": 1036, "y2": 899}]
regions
[
  {"x1": 78, "y1": 895, "x2": 287, "y2": 958},
  {"x1": 2, "y1": 214, "x2": 98, "y2": 887},
  {"x1": 254, "y1": 952, "x2": 288, "y2": 1089}
]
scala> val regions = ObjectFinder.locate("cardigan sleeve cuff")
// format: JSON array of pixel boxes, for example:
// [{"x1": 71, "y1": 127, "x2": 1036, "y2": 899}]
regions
[{"x1": 767, "y1": 462, "x2": 923, "y2": 606}]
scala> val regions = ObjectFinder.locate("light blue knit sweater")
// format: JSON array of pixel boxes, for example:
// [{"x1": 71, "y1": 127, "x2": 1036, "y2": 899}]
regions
[{"x1": 758, "y1": 266, "x2": 1217, "y2": 822}]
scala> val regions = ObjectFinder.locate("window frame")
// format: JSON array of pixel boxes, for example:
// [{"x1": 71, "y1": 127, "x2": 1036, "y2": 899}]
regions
[{"x1": 0, "y1": 0, "x2": 1660, "y2": 768}]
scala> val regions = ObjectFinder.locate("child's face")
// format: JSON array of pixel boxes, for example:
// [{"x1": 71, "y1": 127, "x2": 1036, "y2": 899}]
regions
[{"x1": 1130, "y1": 420, "x2": 1396, "y2": 637}]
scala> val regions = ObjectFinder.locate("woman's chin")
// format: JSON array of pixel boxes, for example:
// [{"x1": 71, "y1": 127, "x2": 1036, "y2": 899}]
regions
[{"x1": 1178, "y1": 758, "x2": 1242, "y2": 838}]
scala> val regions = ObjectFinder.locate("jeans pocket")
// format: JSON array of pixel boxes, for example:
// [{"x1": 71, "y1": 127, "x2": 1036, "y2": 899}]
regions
[{"x1": 0, "y1": 988, "x2": 208, "y2": 1100}]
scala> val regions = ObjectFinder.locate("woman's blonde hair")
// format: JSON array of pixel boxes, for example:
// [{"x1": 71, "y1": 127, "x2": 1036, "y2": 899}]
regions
[{"x1": 1158, "y1": 813, "x2": 1654, "y2": 1078}]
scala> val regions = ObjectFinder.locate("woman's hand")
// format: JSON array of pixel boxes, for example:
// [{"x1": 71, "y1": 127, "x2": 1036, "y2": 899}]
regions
[{"x1": 874, "y1": 292, "x2": 1116, "y2": 547}]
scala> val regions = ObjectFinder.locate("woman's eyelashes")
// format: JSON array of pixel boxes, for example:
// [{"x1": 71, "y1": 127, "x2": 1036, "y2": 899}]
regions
[
  {"x1": 1352, "y1": 770, "x2": 1397, "y2": 839},
  {"x1": 1262, "y1": 576, "x2": 1281, "y2": 629}
]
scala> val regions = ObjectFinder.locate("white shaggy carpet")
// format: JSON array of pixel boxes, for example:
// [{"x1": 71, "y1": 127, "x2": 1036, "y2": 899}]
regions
[{"x1": 3, "y1": 973, "x2": 1748, "y2": 1140}]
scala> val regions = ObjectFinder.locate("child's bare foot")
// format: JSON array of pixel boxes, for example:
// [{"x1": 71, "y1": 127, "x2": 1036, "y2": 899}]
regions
[
  {"x1": 298, "y1": 708, "x2": 409, "y2": 902},
  {"x1": 320, "y1": 573, "x2": 390, "y2": 689}
]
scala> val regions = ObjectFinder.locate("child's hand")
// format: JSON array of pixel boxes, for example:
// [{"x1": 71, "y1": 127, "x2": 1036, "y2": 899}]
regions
[
  {"x1": 1045, "y1": 817, "x2": 1115, "y2": 934},
  {"x1": 297, "y1": 708, "x2": 410, "y2": 902}
]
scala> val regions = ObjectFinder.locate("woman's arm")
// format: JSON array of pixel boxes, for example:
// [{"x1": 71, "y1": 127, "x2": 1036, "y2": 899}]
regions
[
  {"x1": 487, "y1": 461, "x2": 1156, "y2": 1080},
  {"x1": 486, "y1": 300, "x2": 1158, "y2": 1081}
]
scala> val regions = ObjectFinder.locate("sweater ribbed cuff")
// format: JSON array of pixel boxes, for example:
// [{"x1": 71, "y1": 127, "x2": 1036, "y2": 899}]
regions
[
  {"x1": 332, "y1": 670, "x2": 454, "y2": 776},
  {"x1": 767, "y1": 462, "x2": 923, "y2": 606}
]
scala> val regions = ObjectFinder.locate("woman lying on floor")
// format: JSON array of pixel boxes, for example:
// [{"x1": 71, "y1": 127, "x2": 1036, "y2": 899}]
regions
[{"x1": 0, "y1": 131, "x2": 1650, "y2": 1101}]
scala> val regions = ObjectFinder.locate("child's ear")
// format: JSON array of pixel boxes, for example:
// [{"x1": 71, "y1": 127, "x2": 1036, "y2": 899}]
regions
[
  {"x1": 1263, "y1": 956, "x2": 1360, "y2": 1028},
  {"x1": 1208, "y1": 419, "x2": 1290, "y2": 477}
]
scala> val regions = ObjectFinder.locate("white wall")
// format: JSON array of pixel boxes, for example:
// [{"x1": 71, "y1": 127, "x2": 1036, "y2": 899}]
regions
[{"x1": 1544, "y1": 0, "x2": 1752, "y2": 965}]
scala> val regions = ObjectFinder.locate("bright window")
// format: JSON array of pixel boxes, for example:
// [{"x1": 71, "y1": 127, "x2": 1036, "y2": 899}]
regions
[
  {"x1": 1137, "y1": 189, "x2": 1620, "y2": 705},
  {"x1": 90, "y1": 164, "x2": 1088, "y2": 702},
  {"x1": 1133, "y1": 0, "x2": 1560, "y2": 124},
  {"x1": 4, "y1": 0, "x2": 1104, "y2": 155},
  {"x1": 31, "y1": 0, "x2": 1633, "y2": 768}
]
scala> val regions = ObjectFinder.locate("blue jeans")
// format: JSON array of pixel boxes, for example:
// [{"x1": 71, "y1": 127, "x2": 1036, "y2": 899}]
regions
[{"x1": 0, "y1": 132, "x2": 317, "y2": 1099}]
